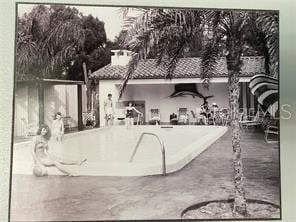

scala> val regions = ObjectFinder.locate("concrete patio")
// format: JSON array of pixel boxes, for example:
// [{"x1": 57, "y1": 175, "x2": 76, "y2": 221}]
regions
[{"x1": 10, "y1": 129, "x2": 280, "y2": 221}]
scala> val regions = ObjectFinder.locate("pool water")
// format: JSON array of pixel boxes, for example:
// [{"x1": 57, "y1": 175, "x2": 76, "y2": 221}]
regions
[{"x1": 12, "y1": 126, "x2": 227, "y2": 176}]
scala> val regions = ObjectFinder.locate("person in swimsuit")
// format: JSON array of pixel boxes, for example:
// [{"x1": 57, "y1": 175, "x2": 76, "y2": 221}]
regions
[
  {"x1": 104, "y1": 93, "x2": 115, "y2": 126},
  {"x1": 200, "y1": 101, "x2": 211, "y2": 125},
  {"x1": 125, "y1": 102, "x2": 142, "y2": 129},
  {"x1": 211, "y1": 103, "x2": 220, "y2": 125},
  {"x1": 31, "y1": 125, "x2": 86, "y2": 177},
  {"x1": 51, "y1": 112, "x2": 64, "y2": 142}
]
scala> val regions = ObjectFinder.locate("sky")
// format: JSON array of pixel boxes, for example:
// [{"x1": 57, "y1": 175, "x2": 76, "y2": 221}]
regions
[{"x1": 17, "y1": 4, "x2": 133, "y2": 41}]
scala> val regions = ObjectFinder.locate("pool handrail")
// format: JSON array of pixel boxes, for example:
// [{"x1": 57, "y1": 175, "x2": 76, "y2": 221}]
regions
[{"x1": 129, "y1": 132, "x2": 166, "y2": 176}]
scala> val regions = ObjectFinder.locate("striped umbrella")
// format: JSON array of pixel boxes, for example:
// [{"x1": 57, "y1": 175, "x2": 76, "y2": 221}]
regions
[{"x1": 249, "y1": 74, "x2": 279, "y2": 117}]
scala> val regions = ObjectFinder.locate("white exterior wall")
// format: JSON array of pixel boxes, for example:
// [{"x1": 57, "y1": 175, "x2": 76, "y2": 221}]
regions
[
  {"x1": 98, "y1": 80, "x2": 229, "y2": 125},
  {"x1": 126, "y1": 83, "x2": 229, "y2": 123},
  {"x1": 98, "y1": 80, "x2": 120, "y2": 127}
]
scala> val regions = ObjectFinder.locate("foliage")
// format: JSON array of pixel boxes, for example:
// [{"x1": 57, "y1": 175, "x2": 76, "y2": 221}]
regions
[
  {"x1": 16, "y1": 5, "x2": 110, "y2": 81},
  {"x1": 67, "y1": 14, "x2": 110, "y2": 81},
  {"x1": 256, "y1": 12, "x2": 279, "y2": 78}
]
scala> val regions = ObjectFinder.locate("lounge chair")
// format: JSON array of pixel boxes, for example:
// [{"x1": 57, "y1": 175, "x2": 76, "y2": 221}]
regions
[
  {"x1": 264, "y1": 118, "x2": 279, "y2": 143},
  {"x1": 178, "y1": 108, "x2": 189, "y2": 125},
  {"x1": 63, "y1": 116, "x2": 73, "y2": 130},
  {"x1": 191, "y1": 108, "x2": 203, "y2": 125},
  {"x1": 190, "y1": 110, "x2": 204, "y2": 125},
  {"x1": 220, "y1": 108, "x2": 230, "y2": 126},
  {"x1": 239, "y1": 111, "x2": 263, "y2": 129},
  {"x1": 149, "y1": 109, "x2": 161, "y2": 125},
  {"x1": 135, "y1": 113, "x2": 143, "y2": 125}
]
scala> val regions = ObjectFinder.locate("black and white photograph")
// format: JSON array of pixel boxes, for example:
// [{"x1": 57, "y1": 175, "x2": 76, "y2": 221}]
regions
[{"x1": 10, "y1": 3, "x2": 280, "y2": 221}]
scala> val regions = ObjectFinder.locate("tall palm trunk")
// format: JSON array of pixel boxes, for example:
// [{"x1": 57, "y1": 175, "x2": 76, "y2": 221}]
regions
[
  {"x1": 83, "y1": 62, "x2": 92, "y2": 113},
  {"x1": 227, "y1": 39, "x2": 248, "y2": 216}
]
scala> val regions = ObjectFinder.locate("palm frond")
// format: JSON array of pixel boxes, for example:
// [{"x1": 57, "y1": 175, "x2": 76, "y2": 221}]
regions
[
  {"x1": 16, "y1": 31, "x2": 38, "y2": 75},
  {"x1": 118, "y1": 53, "x2": 140, "y2": 98},
  {"x1": 120, "y1": 8, "x2": 204, "y2": 95},
  {"x1": 39, "y1": 19, "x2": 85, "y2": 73},
  {"x1": 201, "y1": 40, "x2": 220, "y2": 88},
  {"x1": 29, "y1": 5, "x2": 51, "y2": 34},
  {"x1": 256, "y1": 13, "x2": 279, "y2": 78}
]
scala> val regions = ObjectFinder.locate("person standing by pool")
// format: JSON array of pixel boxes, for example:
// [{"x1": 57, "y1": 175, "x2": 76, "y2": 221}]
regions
[
  {"x1": 51, "y1": 112, "x2": 64, "y2": 142},
  {"x1": 211, "y1": 103, "x2": 220, "y2": 125},
  {"x1": 104, "y1": 93, "x2": 115, "y2": 126},
  {"x1": 31, "y1": 124, "x2": 87, "y2": 177},
  {"x1": 125, "y1": 102, "x2": 142, "y2": 129},
  {"x1": 200, "y1": 101, "x2": 211, "y2": 125}
]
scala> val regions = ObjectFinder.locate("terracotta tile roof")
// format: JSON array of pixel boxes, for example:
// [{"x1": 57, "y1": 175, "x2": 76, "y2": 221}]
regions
[{"x1": 91, "y1": 56, "x2": 265, "y2": 80}]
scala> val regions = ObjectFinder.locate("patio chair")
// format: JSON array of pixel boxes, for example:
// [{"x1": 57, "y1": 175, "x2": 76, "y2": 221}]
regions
[
  {"x1": 190, "y1": 110, "x2": 204, "y2": 125},
  {"x1": 192, "y1": 108, "x2": 203, "y2": 125},
  {"x1": 21, "y1": 118, "x2": 38, "y2": 137},
  {"x1": 239, "y1": 111, "x2": 263, "y2": 129},
  {"x1": 83, "y1": 112, "x2": 96, "y2": 127},
  {"x1": 135, "y1": 113, "x2": 144, "y2": 125},
  {"x1": 220, "y1": 108, "x2": 230, "y2": 126},
  {"x1": 264, "y1": 118, "x2": 279, "y2": 143},
  {"x1": 63, "y1": 116, "x2": 73, "y2": 131},
  {"x1": 190, "y1": 110, "x2": 198, "y2": 125},
  {"x1": 149, "y1": 109, "x2": 161, "y2": 125},
  {"x1": 178, "y1": 108, "x2": 189, "y2": 125}
]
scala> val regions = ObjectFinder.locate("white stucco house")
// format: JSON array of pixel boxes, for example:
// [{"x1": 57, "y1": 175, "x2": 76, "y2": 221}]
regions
[{"x1": 92, "y1": 50, "x2": 265, "y2": 126}]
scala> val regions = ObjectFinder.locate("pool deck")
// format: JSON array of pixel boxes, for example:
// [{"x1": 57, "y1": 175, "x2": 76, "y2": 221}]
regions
[{"x1": 10, "y1": 129, "x2": 280, "y2": 221}]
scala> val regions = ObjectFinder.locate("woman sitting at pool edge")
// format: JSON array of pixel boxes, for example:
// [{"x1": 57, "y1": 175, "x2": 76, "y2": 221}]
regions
[
  {"x1": 31, "y1": 124, "x2": 87, "y2": 177},
  {"x1": 125, "y1": 102, "x2": 142, "y2": 128}
]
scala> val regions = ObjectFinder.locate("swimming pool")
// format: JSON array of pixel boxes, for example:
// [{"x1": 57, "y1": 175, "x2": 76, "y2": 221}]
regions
[{"x1": 12, "y1": 126, "x2": 227, "y2": 176}]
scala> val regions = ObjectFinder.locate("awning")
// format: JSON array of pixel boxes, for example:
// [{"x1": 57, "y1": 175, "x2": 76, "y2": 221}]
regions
[{"x1": 249, "y1": 74, "x2": 279, "y2": 116}]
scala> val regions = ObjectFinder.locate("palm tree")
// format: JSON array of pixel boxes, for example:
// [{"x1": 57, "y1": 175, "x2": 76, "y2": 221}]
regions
[
  {"x1": 16, "y1": 5, "x2": 86, "y2": 79},
  {"x1": 119, "y1": 8, "x2": 278, "y2": 217}
]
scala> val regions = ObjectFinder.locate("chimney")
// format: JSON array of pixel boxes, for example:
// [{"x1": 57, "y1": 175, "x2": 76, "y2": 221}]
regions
[{"x1": 111, "y1": 50, "x2": 132, "y2": 66}]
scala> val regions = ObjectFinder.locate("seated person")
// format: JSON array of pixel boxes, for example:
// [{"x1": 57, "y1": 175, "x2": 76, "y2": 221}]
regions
[
  {"x1": 211, "y1": 103, "x2": 220, "y2": 124},
  {"x1": 31, "y1": 125, "x2": 86, "y2": 177},
  {"x1": 170, "y1": 113, "x2": 178, "y2": 125},
  {"x1": 179, "y1": 113, "x2": 189, "y2": 124},
  {"x1": 211, "y1": 103, "x2": 219, "y2": 113}
]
